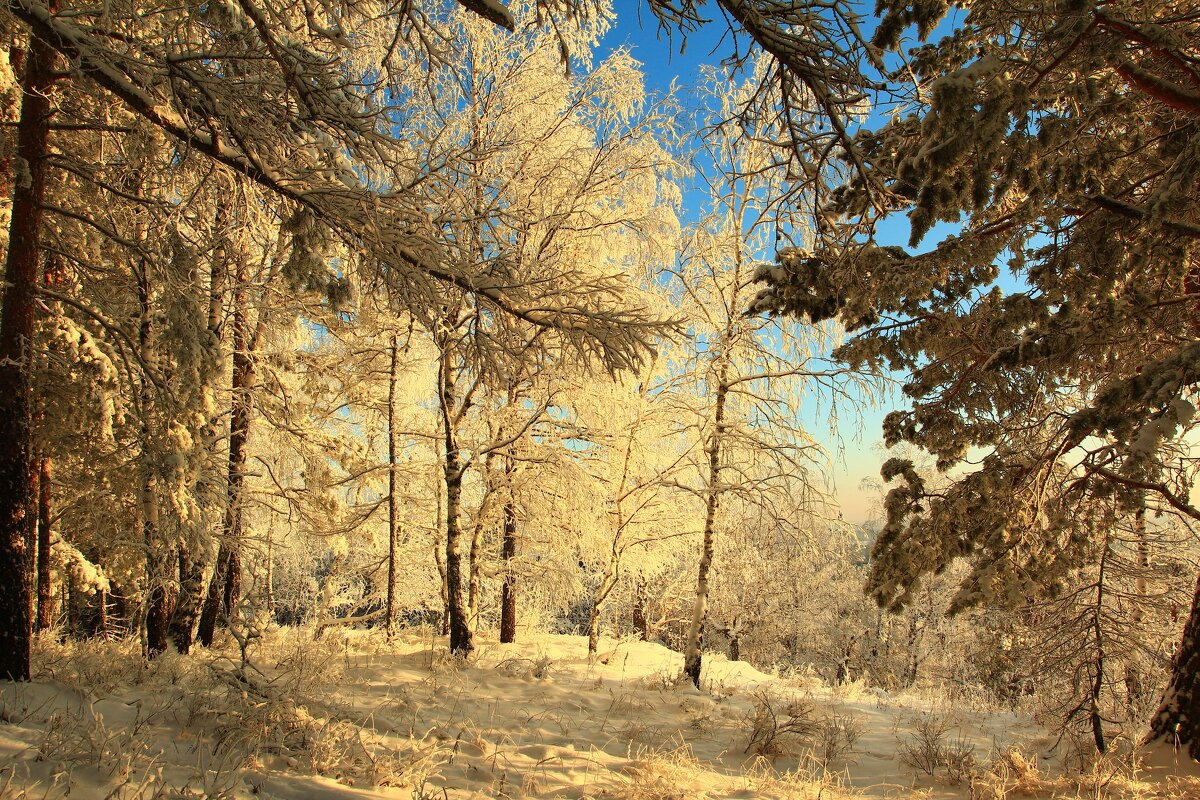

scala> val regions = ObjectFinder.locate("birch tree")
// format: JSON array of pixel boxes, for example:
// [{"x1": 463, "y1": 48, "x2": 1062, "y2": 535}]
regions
[{"x1": 673, "y1": 65, "x2": 870, "y2": 687}]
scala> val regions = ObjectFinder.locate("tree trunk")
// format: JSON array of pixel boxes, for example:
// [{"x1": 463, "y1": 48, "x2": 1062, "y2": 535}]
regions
[
  {"x1": 467, "y1": 473, "x2": 486, "y2": 635},
  {"x1": 137, "y1": 260, "x2": 176, "y2": 657},
  {"x1": 588, "y1": 567, "x2": 617, "y2": 655},
  {"x1": 168, "y1": 543, "x2": 204, "y2": 653},
  {"x1": 444, "y1": 458, "x2": 471, "y2": 654},
  {"x1": 35, "y1": 456, "x2": 53, "y2": 631},
  {"x1": 439, "y1": 350, "x2": 472, "y2": 656},
  {"x1": 499, "y1": 451, "x2": 518, "y2": 644},
  {"x1": 198, "y1": 247, "x2": 253, "y2": 646},
  {"x1": 1090, "y1": 536, "x2": 1111, "y2": 754},
  {"x1": 171, "y1": 204, "x2": 231, "y2": 653},
  {"x1": 683, "y1": 372, "x2": 729, "y2": 688},
  {"x1": 632, "y1": 584, "x2": 648, "y2": 641},
  {"x1": 1146, "y1": 569, "x2": 1200, "y2": 761},
  {"x1": 386, "y1": 335, "x2": 399, "y2": 638},
  {"x1": 26, "y1": 458, "x2": 38, "y2": 630},
  {"x1": 0, "y1": 29, "x2": 56, "y2": 681},
  {"x1": 433, "y1": 469, "x2": 449, "y2": 636}
]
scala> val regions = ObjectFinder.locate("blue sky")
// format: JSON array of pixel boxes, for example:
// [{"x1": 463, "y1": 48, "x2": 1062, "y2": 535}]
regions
[{"x1": 596, "y1": 2, "x2": 914, "y2": 524}]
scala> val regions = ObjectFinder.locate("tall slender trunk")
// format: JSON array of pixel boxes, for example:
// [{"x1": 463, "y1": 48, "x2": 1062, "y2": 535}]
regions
[
  {"x1": 683, "y1": 366, "x2": 729, "y2": 688},
  {"x1": 198, "y1": 247, "x2": 253, "y2": 646},
  {"x1": 683, "y1": 201, "x2": 747, "y2": 689},
  {"x1": 386, "y1": 335, "x2": 399, "y2": 637},
  {"x1": 499, "y1": 450, "x2": 518, "y2": 644},
  {"x1": 0, "y1": 28, "x2": 56, "y2": 681},
  {"x1": 433, "y1": 469, "x2": 449, "y2": 636},
  {"x1": 588, "y1": 565, "x2": 617, "y2": 656},
  {"x1": 1089, "y1": 535, "x2": 1110, "y2": 754},
  {"x1": 35, "y1": 456, "x2": 53, "y2": 631},
  {"x1": 171, "y1": 207, "x2": 230, "y2": 653},
  {"x1": 138, "y1": 258, "x2": 175, "y2": 657},
  {"x1": 439, "y1": 347, "x2": 472, "y2": 656},
  {"x1": 444, "y1": 451, "x2": 471, "y2": 654}
]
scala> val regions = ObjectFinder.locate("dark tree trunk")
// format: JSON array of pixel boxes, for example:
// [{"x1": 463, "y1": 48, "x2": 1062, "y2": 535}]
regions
[
  {"x1": 144, "y1": 570, "x2": 173, "y2": 654},
  {"x1": 0, "y1": 30, "x2": 56, "y2": 681},
  {"x1": 632, "y1": 585, "x2": 648, "y2": 641},
  {"x1": 444, "y1": 451, "x2": 471, "y2": 655},
  {"x1": 1147, "y1": 569, "x2": 1200, "y2": 761},
  {"x1": 499, "y1": 450, "x2": 518, "y2": 644},
  {"x1": 169, "y1": 543, "x2": 205, "y2": 653},
  {"x1": 386, "y1": 336, "x2": 399, "y2": 637},
  {"x1": 35, "y1": 455, "x2": 53, "y2": 631},
  {"x1": 198, "y1": 248, "x2": 253, "y2": 646},
  {"x1": 137, "y1": 259, "x2": 176, "y2": 657},
  {"x1": 433, "y1": 471, "x2": 449, "y2": 636}
]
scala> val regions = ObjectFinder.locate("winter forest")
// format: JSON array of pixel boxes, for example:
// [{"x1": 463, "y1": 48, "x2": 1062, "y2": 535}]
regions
[{"x1": 1, "y1": 0, "x2": 1199, "y2": 797}]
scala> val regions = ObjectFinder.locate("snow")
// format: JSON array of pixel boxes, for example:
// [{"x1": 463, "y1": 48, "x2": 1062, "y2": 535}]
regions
[{"x1": 3, "y1": 628, "x2": 1189, "y2": 799}]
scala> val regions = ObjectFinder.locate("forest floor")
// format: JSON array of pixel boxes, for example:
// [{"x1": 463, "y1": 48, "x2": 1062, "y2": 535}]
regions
[{"x1": 0, "y1": 628, "x2": 1197, "y2": 799}]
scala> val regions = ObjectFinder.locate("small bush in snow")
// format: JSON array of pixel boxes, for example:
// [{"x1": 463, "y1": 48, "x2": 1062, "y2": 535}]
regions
[
  {"x1": 742, "y1": 690, "x2": 818, "y2": 757},
  {"x1": 810, "y1": 712, "x2": 864, "y2": 768},
  {"x1": 897, "y1": 711, "x2": 951, "y2": 775}
]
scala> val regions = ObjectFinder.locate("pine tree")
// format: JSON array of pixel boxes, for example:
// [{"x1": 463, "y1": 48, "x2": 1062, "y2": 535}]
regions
[{"x1": 751, "y1": 0, "x2": 1200, "y2": 762}]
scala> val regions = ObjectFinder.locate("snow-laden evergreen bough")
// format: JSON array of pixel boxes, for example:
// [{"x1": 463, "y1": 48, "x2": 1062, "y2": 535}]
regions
[{"x1": 752, "y1": 0, "x2": 1200, "y2": 763}]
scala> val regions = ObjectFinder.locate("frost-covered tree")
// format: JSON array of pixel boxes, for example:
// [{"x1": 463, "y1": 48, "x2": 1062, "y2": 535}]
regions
[
  {"x1": 573, "y1": 353, "x2": 698, "y2": 655},
  {"x1": 383, "y1": 5, "x2": 679, "y2": 655},
  {"x1": 751, "y1": 0, "x2": 1200, "y2": 761},
  {"x1": 674, "y1": 65, "x2": 864, "y2": 687},
  {"x1": 0, "y1": 0, "x2": 682, "y2": 679}
]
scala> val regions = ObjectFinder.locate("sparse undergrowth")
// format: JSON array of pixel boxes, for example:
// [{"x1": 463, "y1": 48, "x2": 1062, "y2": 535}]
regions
[{"x1": 1, "y1": 630, "x2": 1196, "y2": 800}]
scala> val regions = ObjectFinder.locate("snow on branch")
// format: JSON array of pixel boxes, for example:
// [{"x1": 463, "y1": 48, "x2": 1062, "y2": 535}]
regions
[{"x1": 11, "y1": 0, "x2": 673, "y2": 372}]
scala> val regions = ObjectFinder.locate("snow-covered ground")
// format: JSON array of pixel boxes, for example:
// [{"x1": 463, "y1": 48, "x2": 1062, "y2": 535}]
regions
[{"x1": 0, "y1": 629, "x2": 1196, "y2": 799}]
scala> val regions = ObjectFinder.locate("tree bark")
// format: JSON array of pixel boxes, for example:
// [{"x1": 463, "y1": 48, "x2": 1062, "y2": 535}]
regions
[
  {"x1": 439, "y1": 348, "x2": 473, "y2": 656},
  {"x1": 431, "y1": 465, "x2": 450, "y2": 635},
  {"x1": 35, "y1": 455, "x2": 53, "y2": 631},
  {"x1": 0, "y1": 28, "x2": 56, "y2": 681},
  {"x1": 137, "y1": 257, "x2": 176, "y2": 657},
  {"x1": 1146, "y1": 569, "x2": 1200, "y2": 761},
  {"x1": 171, "y1": 204, "x2": 231, "y2": 653},
  {"x1": 444, "y1": 453, "x2": 471, "y2": 654},
  {"x1": 499, "y1": 451, "x2": 518, "y2": 644},
  {"x1": 386, "y1": 335, "x2": 399, "y2": 637},
  {"x1": 169, "y1": 542, "x2": 204, "y2": 652},
  {"x1": 198, "y1": 247, "x2": 253, "y2": 646},
  {"x1": 467, "y1": 457, "x2": 489, "y2": 636},
  {"x1": 683, "y1": 370, "x2": 729, "y2": 688}
]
